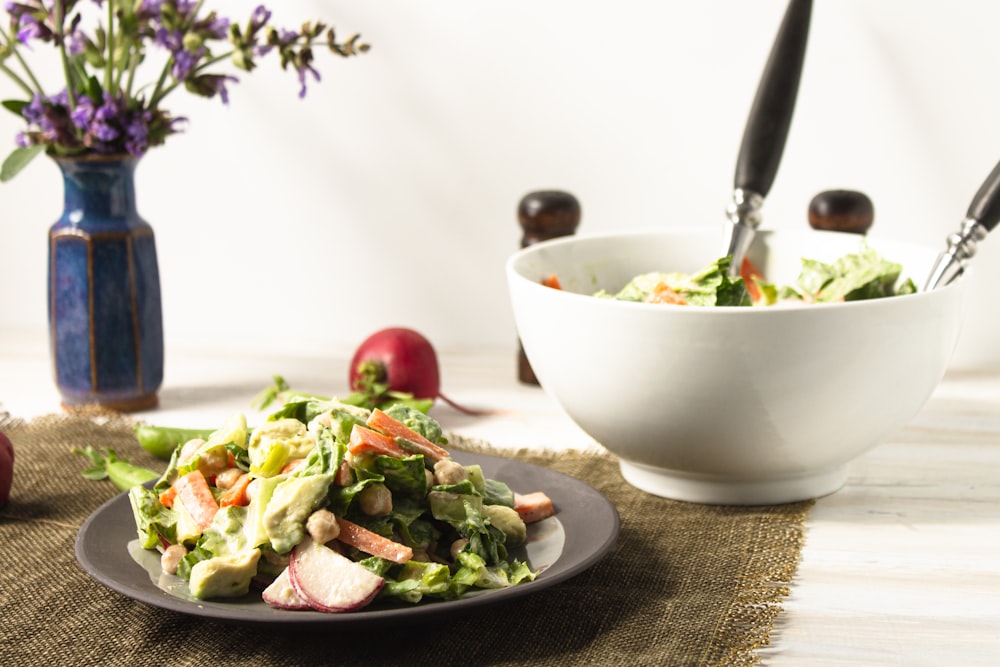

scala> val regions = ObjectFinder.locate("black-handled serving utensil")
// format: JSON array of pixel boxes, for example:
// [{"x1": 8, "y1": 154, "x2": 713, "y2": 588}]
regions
[
  {"x1": 924, "y1": 157, "x2": 1000, "y2": 290},
  {"x1": 722, "y1": 0, "x2": 813, "y2": 275}
]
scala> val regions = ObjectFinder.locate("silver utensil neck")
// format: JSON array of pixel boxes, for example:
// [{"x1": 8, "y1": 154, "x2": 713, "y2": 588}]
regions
[
  {"x1": 722, "y1": 189, "x2": 765, "y2": 275},
  {"x1": 924, "y1": 217, "x2": 988, "y2": 290},
  {"x1": 725, "y1": 189, "x2": 765, "y2": 228}
]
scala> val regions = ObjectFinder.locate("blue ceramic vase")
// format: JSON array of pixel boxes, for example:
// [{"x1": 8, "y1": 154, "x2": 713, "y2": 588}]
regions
[{"x1": 48, "y1": 155, "x2": 163, "y2": 411}]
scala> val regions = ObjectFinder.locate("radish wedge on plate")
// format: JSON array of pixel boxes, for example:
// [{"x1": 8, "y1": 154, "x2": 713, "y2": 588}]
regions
[
  {"x1": 289, "y1": 538, "x2": 385, "y2": 613},
  {"x1": 261, "y1": 567, "x2": 311, "y2": 611}
]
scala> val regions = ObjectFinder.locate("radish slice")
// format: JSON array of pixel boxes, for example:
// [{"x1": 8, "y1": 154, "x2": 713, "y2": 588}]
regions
[
  {"x1": 289, "y1": 537, "x2": 384, "y2": 613},
  {"x1": 261, "y1": 567, "x2": 311, "y2": 610}
]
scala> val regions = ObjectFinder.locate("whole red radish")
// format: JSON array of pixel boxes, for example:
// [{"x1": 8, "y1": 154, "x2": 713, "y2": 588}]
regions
[
  {"x1": 348, "y1": 327, "x2": 487, "y2": 415},
  {"x1": 0, "y1": 430, "x2": 13, "y2": 509}
]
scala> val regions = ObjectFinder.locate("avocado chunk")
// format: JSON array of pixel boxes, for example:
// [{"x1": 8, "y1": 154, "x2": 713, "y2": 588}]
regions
[
  {"x1": 249, "y1": 418, "x2": 315, "y2": 477},
  {"x1": 263, "y1": 474, "x2": 334, "y2": 554},
  {"x1": 483, "y1": 504, "x2": 527, "y2": 547},
  {"x1": 189, "y1": 549, "x2": 261, "y2": 599}
]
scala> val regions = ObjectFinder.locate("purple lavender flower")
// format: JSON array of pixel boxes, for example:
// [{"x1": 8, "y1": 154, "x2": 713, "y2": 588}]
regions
[
  {"x1": 138, "y1": 0, "x2": 165, "y2": 15},
  {"x1": 67, "y1": 29, "x2": 87, "y2": 55},
  {"x1": 16, "y1": 15, "x2": 45, "y2": 43},
  {"x1": 250, "y1": 6, "x2": 272, "y2": 32},
  {"x1": 154, "y1": 27, "x2": 182, "y2": 51},
  {"x1": 201, "y1": 15, "x2": 229, "y2": 40},
  {"x1": 124, "y1": 111, "x2": 151, "y2": 155},
  {"x1": 296, "y1": 64, "x2": 320, "y2": 99},
  {"x1": 70, "y1": 95, "x2": 95, "y2": 129},
  {"x1": 171, "y1": 47, "x2": 204, "y2": 81},
  {"x1": 202, "y1": 74, "x2": 238, "y2": 104},
  {"x1": 90, "y1": 95, "x2": 121, "y2": 144},
  {"x1": 22, "y1": 95, "x2": 45, "y2": 124},
  {"x1": 1, "y1": 0, "x2": 368, "y2": 178}
]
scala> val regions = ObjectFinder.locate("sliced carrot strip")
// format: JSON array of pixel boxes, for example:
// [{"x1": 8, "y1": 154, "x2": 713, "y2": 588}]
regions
[
  {"x1": 219, "y1": 472, "x2": 253, "y2": 508},
  {"x1": 174, "y1": 470, "x2": 219, "y2": 531},
  {"x1": 366, "y1": 409, "x2": 450, "y2": 462},
  {"x1": 514, "y1": 491, "x2": 556, "y2": 524},
  {"x1": 348, "y1": 424, "x2": 407, "y2": 459},
  {"x1": 158, "y1": 485, "x2": 177, "y2": 509},
  {"x1": 740, "y1": 257, "x2": 764, "y2": 304},
  {"x1": 646, "y1": 281, "x2": 687, "y2": 305},
  {"x1": 336, "y1": 517, "x2": 413, "y2": 564},
  {"x1": 541, "y1": 273, "x2": 562, "y2": 290}
]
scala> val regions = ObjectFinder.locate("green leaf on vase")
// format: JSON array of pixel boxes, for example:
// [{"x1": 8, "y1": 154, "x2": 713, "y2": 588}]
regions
[{"x1": 0, "y1": 144, "x2": 45, "y2": 182}]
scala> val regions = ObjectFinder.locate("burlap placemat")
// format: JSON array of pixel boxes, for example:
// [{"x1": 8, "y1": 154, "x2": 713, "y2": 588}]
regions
[{"x1": 0, "y1": 413, "x2": 812, "y2": 667}]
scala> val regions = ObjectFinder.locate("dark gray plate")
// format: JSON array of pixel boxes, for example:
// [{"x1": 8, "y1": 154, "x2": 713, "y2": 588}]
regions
[{"x1": 75, "y1": 451, "x2": 620, "y2": 628}]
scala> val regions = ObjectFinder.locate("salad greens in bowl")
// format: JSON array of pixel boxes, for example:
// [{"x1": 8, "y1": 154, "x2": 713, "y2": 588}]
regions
[{"x1": 506, "y1": 228, "x2": 966, "y2": 505}]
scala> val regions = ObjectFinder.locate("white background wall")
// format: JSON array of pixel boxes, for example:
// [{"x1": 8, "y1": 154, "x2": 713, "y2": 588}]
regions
[{"x1": 2, "y1": 0, "x2": 1000, "y2": 369}]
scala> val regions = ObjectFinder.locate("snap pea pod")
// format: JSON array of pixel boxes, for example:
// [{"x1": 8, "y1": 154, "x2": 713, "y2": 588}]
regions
[
  {"x1": 72, "y1": 446, "x2": 160, "y2": 492},
  {"x1": 134, "y1": 424, "x2": 214, "y2": 460}
]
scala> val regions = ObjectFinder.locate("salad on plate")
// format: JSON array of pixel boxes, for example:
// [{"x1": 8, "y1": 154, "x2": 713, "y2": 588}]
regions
[{"x1": 128, "y1": 398, "x2": 555, "y2": 613}]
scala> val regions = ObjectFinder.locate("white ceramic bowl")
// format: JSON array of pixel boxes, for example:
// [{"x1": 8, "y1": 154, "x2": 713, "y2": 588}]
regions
[{"x1": 506, "y1": 228, "x2": 966, "y2": 505}]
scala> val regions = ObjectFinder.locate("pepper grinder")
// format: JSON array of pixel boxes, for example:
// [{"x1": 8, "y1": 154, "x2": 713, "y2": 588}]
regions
[
  {"x1": 807, "y1": 189, "x2": 874, "y2": 235},
  {"x1": 516, "y1": 190, "x2": 581, "y2": 385}
]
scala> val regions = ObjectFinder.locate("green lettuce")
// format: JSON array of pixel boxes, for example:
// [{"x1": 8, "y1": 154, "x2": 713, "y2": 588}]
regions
[
  {"x1": 791, "y1": 243, "x2": 918, "y2": 302},
  {"x1": 128, "y1": 485, "x2": 177, "y2": 549},
  {"x1": 598, "y1": 257, "x2": 751, "y2": 306}
]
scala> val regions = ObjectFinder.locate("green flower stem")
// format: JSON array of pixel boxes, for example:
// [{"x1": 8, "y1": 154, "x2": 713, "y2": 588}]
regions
[
  {"x1": 54, "y1": 0, "x2": 76, "y2": 109},
  {"x1": 124, "y1": 50, "x2": 139, "y2": 99},
  {"x1": 0, "y1": 61, "x2": 34, "y2": 97},
  {"x1": 0, "y1": 27, "x2": 45, "y2": 95},
  {"x1": 148, "y1": 1, "x2": 206, "y2": 108},
  {"x1": 105, "y1": 0, "x2": 115, "y2": 95},
  {"x1": 147, "y1": 58, "x2": 173, "y2": 110},
  {"x1": 149, "y1": 51, "x2": 231, "y2": 108}
]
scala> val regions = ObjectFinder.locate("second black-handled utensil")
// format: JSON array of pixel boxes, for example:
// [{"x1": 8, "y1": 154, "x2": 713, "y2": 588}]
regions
[
  {"x1": 722, "y1": 0, "x2": 813, "y2": 275},
  {"x1": 924, "y1": 157, "x2": 1000, "y2": 290}
]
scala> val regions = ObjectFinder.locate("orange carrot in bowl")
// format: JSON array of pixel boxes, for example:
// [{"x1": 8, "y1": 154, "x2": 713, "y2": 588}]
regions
[{"x1": 541, "y1": 274, "x2": 562, "y2": 289}]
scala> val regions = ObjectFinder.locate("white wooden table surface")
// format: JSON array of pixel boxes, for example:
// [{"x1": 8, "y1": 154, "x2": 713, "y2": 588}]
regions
[{"x1": 2, "y1": 330, "x2": 997, "y2": 666}]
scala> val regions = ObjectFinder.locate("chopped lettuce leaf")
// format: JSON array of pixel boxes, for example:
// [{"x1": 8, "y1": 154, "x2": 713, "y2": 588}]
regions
[
  {"x1": 595, "y1": 244, "x2": 916, "y2": 307},
  {"x1": 792, "y1": 243, "x2": 914, "y2": 302},
  {"x1": 383, "y1": 404, "x2": 447, "y2": 445},
  {"x1": 129, "y1": 485, "x2": 177, "y2": 549},
  {"x1": 598, "y1": 257, "x2": 751, "y2": 306},
  {"x1": 128, "y1": 392, "x2": 542, "y2": 607}
]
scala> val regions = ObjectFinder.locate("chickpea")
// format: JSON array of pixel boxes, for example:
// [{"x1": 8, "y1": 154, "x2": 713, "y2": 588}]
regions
[
  {"x1": 244, "y1": 478, "x2": 261, "y2": 504},
  {"x1": 214, "y1": 467, "x2": 243, "y2": 490},
  {"x1": 450, "y1": 538, "x2": 469, "y2": 561},
  {"x1": 424, "y1": 469, "x2": 435, "y2": 493},
  {"x1": 433, "y1": 459, "x2": 468, "y2": 486},
  {"x1": 160, "y1": 544, "x2": 187, "y2": 575},
  {"x1": 178, "y1": 438, "x2": 206, "y2": 465},
  {"x1": 197, "y1": 446, "x2": 229, "y2": 479},
  {"x1": 306, "y1": 509, "x2": 341, "y2": 544},
  {"x1": 357, "y1": 483, "x2": 392, "y2": 516}
]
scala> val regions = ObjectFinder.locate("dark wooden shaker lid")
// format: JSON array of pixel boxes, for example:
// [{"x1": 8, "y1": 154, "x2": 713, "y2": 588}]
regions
[{"x1": 517, "y1": 190, "x2": 581, "y2": 384}]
